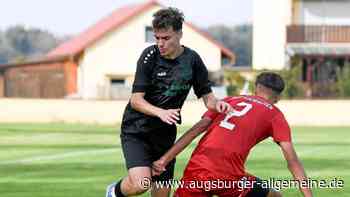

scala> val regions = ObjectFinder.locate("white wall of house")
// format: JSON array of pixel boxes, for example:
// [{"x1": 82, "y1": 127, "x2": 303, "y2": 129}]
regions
[
  {"x1": 181, "y1": 27, "x2": 221, "y2": 71},
  {"x1": 78, "y1": 5, "x2": 224, "y2": 99},
  {"x1": 253, "y1": 0, "x2": 292, "y2": 70},
  {"x1": 299, "y1": 1, "x2": 350, "y2": 25}
]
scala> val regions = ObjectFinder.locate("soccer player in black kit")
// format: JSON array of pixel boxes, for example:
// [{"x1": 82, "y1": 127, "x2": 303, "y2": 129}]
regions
[{"x1": 106, "y1": 7, "x2": 231, "y2": 197}]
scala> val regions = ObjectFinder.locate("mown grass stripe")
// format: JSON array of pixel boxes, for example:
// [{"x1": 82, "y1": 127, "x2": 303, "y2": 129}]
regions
[{"x1": 0, "y1": 149, "x2": 117, "y2": 165}]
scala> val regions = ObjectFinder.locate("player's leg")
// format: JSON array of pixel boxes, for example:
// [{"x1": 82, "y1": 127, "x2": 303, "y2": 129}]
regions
[
  {"x1": 218, "y1": 180, "x2": 282, "y2": 197},
  {"x1": 149, "y1": 124, "x2": 178, "y2": 197},
  {"x1": 246, "y1": 187, "x2": 282, "y2": 197},
  {"x1": 267, "y1": 190, "x2": 282, "y2": 197},
  {"x1": 106, "y1": 132, "x2": 153, "y2": 197},
  {"x1": 151, "y1": 187, "x2": 171, "y2": 197},
  {"x1": 121, "y1": 166, "x2": 152, "y2": 195},
  {"x1": 266, "y1": 187, "x2": 282, "y2": 197},
  {"x1": 107, "y1": 167, "x2": 152, "y2": 197},
  {"x1": 151, "y1": 159, "x2": 176, "y2": 197},
  {"x1": 218, "y1": 175, "x2": 275, "y2": 197}
]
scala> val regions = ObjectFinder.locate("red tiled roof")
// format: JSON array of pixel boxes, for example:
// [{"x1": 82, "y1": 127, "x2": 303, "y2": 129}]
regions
[{"x1": 48, "y1": 0, "x2": 235, "y2": 62}]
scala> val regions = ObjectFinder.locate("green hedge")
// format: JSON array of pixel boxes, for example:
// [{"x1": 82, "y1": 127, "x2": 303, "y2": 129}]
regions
[
  {"x1": 225, "y1": 70, "x2": 246, "y2": 96},
  {"x1": 336, "y1": 65, "x2": 350, "y2": 97},
  {"x1": 279, "y1": 66, "x2": 305, "y2": 99}
]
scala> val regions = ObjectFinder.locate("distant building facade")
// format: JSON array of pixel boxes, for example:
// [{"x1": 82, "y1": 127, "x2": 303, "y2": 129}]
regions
[{"x1": 253, "y1": 0, "x2": 350, "y2": 97}]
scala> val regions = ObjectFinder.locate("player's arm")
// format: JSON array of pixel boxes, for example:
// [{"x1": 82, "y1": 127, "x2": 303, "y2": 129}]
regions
[
  {"x1": 130, "y1": 93, "x2": 179, "y2": 125},
  {"x1": 191, "y1": 51, "x2": 231, "y2": 114},
  {"x1": 202, "y1": 92, "x2": 232, "y2": 113},
  {"x1": 279, "y1": 141, "x2": 313, "y2": 197},
  {"x1": 152, "y1": 117, "x2": 212, "y2": 175}
]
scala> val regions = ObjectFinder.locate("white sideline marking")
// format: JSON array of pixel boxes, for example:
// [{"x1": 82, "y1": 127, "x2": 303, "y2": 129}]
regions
[{"x1": 0, "y1": 149, "x2": 117, "y2": 165}]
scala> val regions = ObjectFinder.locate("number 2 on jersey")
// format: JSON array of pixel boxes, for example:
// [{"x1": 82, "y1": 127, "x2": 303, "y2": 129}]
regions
[{"x1": 219, "y1": 102, "x2": 252, "y2": 130}]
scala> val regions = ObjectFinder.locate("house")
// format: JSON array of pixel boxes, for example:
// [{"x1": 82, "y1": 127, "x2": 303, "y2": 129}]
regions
[
  {"x1": 253, "y1": 0, "x2": 350, "y2": 97},
  {"x1": 0, "y1": 0, "x2": 235, "y2": 99},
  {"x1": 0, "y1": 55, "x2": 76, "y2": 98}
]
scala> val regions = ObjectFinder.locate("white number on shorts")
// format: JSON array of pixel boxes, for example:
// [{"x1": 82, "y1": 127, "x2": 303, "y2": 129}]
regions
[{"x1": 219, "y1": 102, "x2": 252, "y2": 130}]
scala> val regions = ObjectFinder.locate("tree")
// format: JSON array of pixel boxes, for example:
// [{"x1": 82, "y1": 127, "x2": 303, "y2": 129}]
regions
[
  {"x1": 0, "y1": 30, "x2": 18, "y2": 64},
  {"x1": 206, "y1": 24, "x2": 252, "y2": 66},
  {"x1": 0, "y1": 25, "x2": 63, "y2": 64}
]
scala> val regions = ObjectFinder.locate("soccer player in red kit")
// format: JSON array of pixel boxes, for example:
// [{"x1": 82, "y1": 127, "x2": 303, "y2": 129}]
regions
[{"x1": 152, "y1": 72, "x2": 313, "y2": 197}]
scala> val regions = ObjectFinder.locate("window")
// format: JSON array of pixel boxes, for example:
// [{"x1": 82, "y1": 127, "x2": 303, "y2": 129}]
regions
[
  {"x1": 145, "y1": 26, "x2": 155, "y2": 43},
  {"x1": 111, "y1": 79, "x2": 125, "y2": 85},
  {"x1": 110, "y1": 78, "x2": 129, "y2": 99}
]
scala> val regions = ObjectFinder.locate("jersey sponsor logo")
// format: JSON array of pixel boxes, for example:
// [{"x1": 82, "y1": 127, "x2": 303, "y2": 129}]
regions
[
  {"x1": 164, "y1": 83, "x2": 191, "y2": 96},
  {"x1": 162, "y1": 64, "x2": 192, "y2": 96},
  {"x1": 157, "y1": 72, "x2": 167, "y2": 77}
]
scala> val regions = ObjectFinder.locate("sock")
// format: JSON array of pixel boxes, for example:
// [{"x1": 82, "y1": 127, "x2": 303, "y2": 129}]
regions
[{"x1": 114, "y1": 180, "x2": 126, "y2": 197}]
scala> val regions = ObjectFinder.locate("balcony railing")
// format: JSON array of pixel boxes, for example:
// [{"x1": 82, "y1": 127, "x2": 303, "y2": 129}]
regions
[{"x1": 287, "y1": 25, "x2": 350, "y2": 43}]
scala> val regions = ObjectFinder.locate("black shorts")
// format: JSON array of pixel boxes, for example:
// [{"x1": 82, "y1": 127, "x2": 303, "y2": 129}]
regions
[
  {"x1": 121, "y1": 125, "x2": 177, "y2": 181},
  {"x1": 245, "y1": 177, "x2": 270, "y2": 197}
]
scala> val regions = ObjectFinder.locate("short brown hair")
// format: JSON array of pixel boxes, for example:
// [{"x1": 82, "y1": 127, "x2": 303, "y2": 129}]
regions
[{"x1": 152, "y1": 7, "x2": 184, "y2": 31}]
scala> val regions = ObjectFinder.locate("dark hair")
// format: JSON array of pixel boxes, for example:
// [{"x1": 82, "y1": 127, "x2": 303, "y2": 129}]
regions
[
  {"x1": 256, "y1": 72, "x2": 285, "y2": 94},
  {"x1": 152, "y1": 7, "x2": 184, "y2": 31}
]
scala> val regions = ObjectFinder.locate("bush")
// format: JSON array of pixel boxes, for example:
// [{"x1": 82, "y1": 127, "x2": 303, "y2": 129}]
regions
[
  {"x1": 224, "y1": 70, "x2": 246, "y2": 96},
  {"x1": 226, "y1": 85, "x2": 238, "y2": 96},
  {"x1": 336, "y1": 65, "x2": 350, "y2": 97},
  {"x1": 279, "y1": 66, "x2": 305, "y2": 99}
]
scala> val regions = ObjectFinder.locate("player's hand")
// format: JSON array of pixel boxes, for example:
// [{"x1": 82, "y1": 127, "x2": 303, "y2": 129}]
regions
[
  {"x1": 152, "y1": 159, "x2": 166, "y2": 176},
  {"x1": 215, "y1": 100, "x2": 232, "y2": 113},
  {"x1": 157, "y1": 109, "x2": 180, "y2": 125}
]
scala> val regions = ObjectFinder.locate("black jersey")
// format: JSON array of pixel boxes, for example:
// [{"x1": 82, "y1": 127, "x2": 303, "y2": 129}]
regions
[{"x1": 122, "y1": 45, "x2": 212, "y2": 133}]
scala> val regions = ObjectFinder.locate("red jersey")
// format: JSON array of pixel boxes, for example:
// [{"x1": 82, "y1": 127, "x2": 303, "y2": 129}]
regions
[{"x1": 183, "y1": 95, "x2": 291, "y2": 180}]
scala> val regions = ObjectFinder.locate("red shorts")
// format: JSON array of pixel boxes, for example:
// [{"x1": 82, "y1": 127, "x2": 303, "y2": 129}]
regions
[{"x1": 173, "y1": 176, "x2": 257, "y2": 197}]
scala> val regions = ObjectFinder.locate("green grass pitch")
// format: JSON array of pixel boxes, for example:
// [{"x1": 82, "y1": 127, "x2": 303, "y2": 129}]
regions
[{"x1": 0, "y1": 123, "x2": 348, "y2": 196}]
